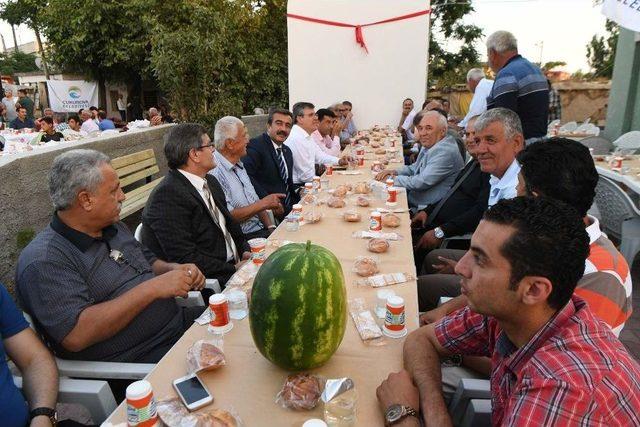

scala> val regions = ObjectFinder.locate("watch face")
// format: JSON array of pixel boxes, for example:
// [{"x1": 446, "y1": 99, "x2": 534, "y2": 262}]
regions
[{"x1": 386, "y1": 404, "x2": 403, "y2": 422}]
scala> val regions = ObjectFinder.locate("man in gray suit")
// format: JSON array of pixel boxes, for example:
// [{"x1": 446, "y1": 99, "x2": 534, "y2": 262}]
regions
[{"x1": 376, "y1": 110, "x2": 464, "y2": 212}]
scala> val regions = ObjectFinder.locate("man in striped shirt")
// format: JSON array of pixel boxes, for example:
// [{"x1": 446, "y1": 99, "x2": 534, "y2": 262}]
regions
[{"x1": 377, "y1": 197, "x2": 640, "y2": 426}]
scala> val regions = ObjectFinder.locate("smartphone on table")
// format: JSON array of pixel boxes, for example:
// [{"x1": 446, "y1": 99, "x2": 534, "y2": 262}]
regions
[{"x1": 172, "y1": 373, "x2": 213, "y2": 411}]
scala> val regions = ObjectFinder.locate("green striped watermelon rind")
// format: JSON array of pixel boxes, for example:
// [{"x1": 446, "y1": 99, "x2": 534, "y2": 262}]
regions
[{"x1": 249, "y1": 241, "x2": 347, "y2": 371}]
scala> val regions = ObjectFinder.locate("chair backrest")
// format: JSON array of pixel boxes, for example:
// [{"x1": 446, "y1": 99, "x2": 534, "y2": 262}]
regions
[
  {"x1": 111, "y1": 149, "x2": 159, "y2": 188},
  {"x1": 134, "y1": 223, "x2": 143, "y2": 242},
  {"x1": 580, "y1": 136, "x2": 613, "y2": 155},
  {"x1": 613, "y1": 131, "x2": 640, "y2": 151},
  {"x1": 594, "y1": 175, "x2": 640, "y2": 241}
]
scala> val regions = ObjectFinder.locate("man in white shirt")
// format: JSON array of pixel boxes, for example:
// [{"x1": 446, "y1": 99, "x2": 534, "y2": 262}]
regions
[
  {"x1": 311, "y1": 108, "x2": 341, "y2": 157},
  {"x1": 459, "y1": 68, "x2": 494, "y2": 128},
  {"x1": 398, "y1": 98, "x2": 417, "y2": 142},
  {"x1": 1, "y1": 89, "x2": 17, "y2": 122},
  {"x1": 117, "y1": 93, "x2": 127, "y2": 121},
  {"x1": 80, "y1": 110, "x2": 99, "y2": 133},
  {"x1": 284, "y1": 102, "x2": 349, "y2": 185}
]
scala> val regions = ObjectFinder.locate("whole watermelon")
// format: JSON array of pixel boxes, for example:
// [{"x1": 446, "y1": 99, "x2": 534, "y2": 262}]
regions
[{"x1": 249, "y1": 241, "x2": 347, "y2": 370}]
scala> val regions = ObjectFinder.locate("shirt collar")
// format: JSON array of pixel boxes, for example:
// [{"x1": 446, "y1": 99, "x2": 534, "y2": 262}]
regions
[
  {"x1": 213, "y1": 150, "x2": 242, "y2": 171},
  {"x1": 291, "y1": 124, "x2": 311, "y2": 139},
  {"x1": 489, "y1": 158, "x2": 520, "y2": 188},
  {"x1": 585, "y1": 215, "x2": 602, "y2": 245},
  {"x1": 496, "y1": 296, "x2": 584, "y2": 373},
  {"x1": 503, "y1": 54, "x2": 522, "y2": 68},
  {"x1": 177, "y1": 168, "x2": 206, "y2": 190},
  {"x1": 50, "y1": 212, "x2": 118, "y2": 252},
  {"x1": 271, "y1": 139, "x2": 283, "y2": 151}
]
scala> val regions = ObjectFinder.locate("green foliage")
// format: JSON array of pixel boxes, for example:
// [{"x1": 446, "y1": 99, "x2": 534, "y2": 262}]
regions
[
  {"x1": 40, "y1": 0, "x2": 151, "y2": 83},
  {"x1": 0, "y1": 51, "x2": 38, "y2": 76},
  {"x1": 542, "y1": 61, "x2": 567, "y2": 71},
  {"x1": 586, "y1": 19, "x2": 618, "y2": 78},
  {"x1": 428, "y1": 0, "x2": 483, "y2": 88},
  {"x1": 149, "y1": 0, "x2": 288, "y2": 126},
  {"x1": 16, "y1": 228, "x2": 35, "y2": 250}
]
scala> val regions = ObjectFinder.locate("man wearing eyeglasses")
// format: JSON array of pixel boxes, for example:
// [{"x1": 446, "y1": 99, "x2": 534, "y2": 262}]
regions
[
  {"x1": 338, "y1": 101, "x2": 357, "y2": 142},
  {"x1": 16, "y1": 148, "x2": 207, "y2": 363}
]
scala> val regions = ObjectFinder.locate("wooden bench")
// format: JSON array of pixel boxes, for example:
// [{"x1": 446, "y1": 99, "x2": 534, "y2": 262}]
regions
[{"x1": 111, "y1": 149, "x2": 163, "y2": 218}]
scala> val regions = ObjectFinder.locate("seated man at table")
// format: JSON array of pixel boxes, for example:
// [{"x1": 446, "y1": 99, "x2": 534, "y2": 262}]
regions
[
  {"x1": 39, "y1": 116, "x2": 64, "y2": 142},
  {"x1": 398, "y1": 98, "x2": 417, "y2": 143},
  {"x1": 0, "y1": 283, "x2": 59, "y2": 427},
  {"x1": 338, "y1": 101, "x2": 357, "y2": 142},
  {"x1": 142, "y1": 123, "x2": 251, "y2": 287},
  {"x1": 97, "y1": 110, "x2": 116, "y2": 131},
  {"x1": 421, "y1": 138, "x2": 633, "y2": 336},
  {"x1": 376, "y1": 197, "x2": 640, "y2": 427},
  {"x1": 210, "y1": 116, "x2": 283, "y2": 240},
  {"x1": 375, "y1": 110, "x2": 464, "y2": 212},
  {"x1": 9, "y1": 107, "x2": 35, "y2": 130},
  {"x1": 16, "y1": 149, "x2": 207, "y2": 363},
  {"x1": 285, "y1": 102, "x2": 349, "y2": 187},
  {"x1": 311, "y1": 108, "x2": 341, "y2": 157},
  {"x1": 243, "y1": 108, "x2": 299, "y2": 218},
  {"x1": 80, "y1": 110, "x2": 99, "y2": 134},
  {"x1": 411, "y1": 115, "x2": 490, "y2": 267}
]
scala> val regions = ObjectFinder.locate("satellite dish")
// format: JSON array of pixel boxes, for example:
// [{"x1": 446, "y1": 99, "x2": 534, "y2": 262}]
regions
[{"x1": 35, "y1": 57, "x2": 43, "y2": 70}]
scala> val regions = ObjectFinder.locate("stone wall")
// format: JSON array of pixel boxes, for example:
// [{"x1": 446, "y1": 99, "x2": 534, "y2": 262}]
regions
[
  {"x1": 241, "y1": 114, "x2": 268, "y2": 138},
  {"x1": 0, "y1": 125, "x2": 173, "y2": 292}
]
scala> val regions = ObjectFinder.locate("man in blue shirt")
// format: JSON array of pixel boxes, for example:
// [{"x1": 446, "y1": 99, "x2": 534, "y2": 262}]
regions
[
  {"x1": 9, "y1": 107, "x2": 35, "y2": 130},
  {"x1": 97, "y1": 111, "x2": 116, "y2": 131},
  {"x1": 485, "y1": 31, "x2": 549, "y2": 143},
  {"x1": 0, "y1": 285, "x2": 58, "y2": 427}
]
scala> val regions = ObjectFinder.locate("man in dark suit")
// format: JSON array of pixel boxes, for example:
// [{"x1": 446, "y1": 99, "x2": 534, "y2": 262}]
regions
[
  {"x1": 411, "y1": 115, "x2": 490, "y2": 271},
  {"x1": 142, "y1": 123, "x2": 250, "y2": 288},
  {"x1": 243, "y1": 108, "x2": 299, "y2": 218}
]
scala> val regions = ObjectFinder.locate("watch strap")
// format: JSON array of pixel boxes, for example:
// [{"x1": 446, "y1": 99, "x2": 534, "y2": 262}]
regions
[{"x1": 30, "y1": 407, "x2": 57, "y2": 425}]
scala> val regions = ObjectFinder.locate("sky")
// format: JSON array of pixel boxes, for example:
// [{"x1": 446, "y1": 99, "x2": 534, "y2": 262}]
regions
[
  {"x1": 0, "y1": 0, "x2": 608, "y2": 74},
  {"x1": 442, "y1": 0, "x2": 608, "y2": 72}
]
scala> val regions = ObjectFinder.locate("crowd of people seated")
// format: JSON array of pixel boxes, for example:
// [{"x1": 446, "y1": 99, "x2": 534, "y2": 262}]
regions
[{"x1": 1, "y1": 29, "x2": 639, "y2": 426}]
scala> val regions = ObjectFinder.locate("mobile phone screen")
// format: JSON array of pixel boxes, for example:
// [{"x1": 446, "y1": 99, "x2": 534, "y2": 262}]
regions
[{"x1": 175, "y1": 376, "x2": 210, "y2": 404}]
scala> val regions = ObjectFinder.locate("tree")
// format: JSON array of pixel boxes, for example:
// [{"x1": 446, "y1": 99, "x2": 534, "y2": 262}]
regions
[
  {"x1": 542, "y1": 61, "x2": 567, "y2": 72},
  {"x1": 0, "y1": 0, "x2": 50, "y2": 79},
  {"x1": 428, "y1": 0, "x2": 484, "y2": 88},
  {"x1": 0, "y1": 0, "x2": 21, "y2": 52},
  {"x1": 41, "y1": 0, "x2": 152, "y2": 107},
  {"x1": 0, "y1": 50, "x2": 38, "y2": 76},
  {"x1": 149, "y1": 0, "x2": 288, "y2": 126},
  {"x1": 586, "y1": 19, "x2": 618, "y2": 78}
]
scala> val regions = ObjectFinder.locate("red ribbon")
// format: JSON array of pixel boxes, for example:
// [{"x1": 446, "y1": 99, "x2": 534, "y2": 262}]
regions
[{"x1": 287, "y1": 9, "x2": 431, "y2": 54}]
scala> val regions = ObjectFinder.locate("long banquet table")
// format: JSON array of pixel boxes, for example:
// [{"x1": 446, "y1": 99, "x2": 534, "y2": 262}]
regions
[
  {"x1": 105, "y1": 137, "x2": 418, "y2": 426},
  {"x1": 595, "y1": 154, "x2": 640, "y2": 196}
]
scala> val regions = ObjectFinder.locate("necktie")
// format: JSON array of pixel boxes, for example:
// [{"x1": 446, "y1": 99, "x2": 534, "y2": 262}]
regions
[
  {"x1": 276, "y1": 147, "x2": 291, "y2": 208},
  {"x1": 202, "y1": 182, "x2": 238, "y2": 262}
]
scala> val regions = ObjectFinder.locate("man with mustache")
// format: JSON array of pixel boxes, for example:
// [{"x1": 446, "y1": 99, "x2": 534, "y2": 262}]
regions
[
  {"x1": 16, "y1": 149, "x2": 206, "y2": 363},
  {"x1": 244, "y1": 108, "x2": 300, "y2": 218}
]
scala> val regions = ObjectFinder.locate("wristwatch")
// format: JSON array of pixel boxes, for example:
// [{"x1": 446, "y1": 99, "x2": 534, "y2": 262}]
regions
[
  {"x1": 385, "y1": 403, "x2": 419, "y2": 425},
  {"x1": 433, "y1": 227, "x2": 445, "y2": 239},
  {"x1": 30, "y1": 407, "x2": 57, "y2": 426}
]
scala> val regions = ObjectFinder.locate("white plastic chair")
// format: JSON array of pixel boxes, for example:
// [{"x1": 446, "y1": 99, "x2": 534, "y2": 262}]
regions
[
  {"x1": 580, "y1": 136, "x2": 613, "y2": 155},
  {"x1": 449, "y1": 378, "x2": 491, "y2": 427},
  {"x1": 613, "y1": 131, "x2": 640, "y2": 152},
  {"x1": 594, "y1": 176, "x2": 640, "y2": 266},
  {"x1": 13, "y1": 376, "x2": 117, "y2": 425},
  {"x1": 440, "y1": 233, "x2": 473, "y2": 249}
]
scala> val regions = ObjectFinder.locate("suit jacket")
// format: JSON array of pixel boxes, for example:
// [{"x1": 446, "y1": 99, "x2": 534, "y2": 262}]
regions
[
  {"x1": 394, "y1": 135, "x2": 464, "y2": 211},
  {"x1": 422, "y1": 159, "x2": 491, "y2": 237},
  {"x1": 141, "y1": 170, "x2": 249, "y2": 286},
  {"x1": 242, "y1": 132, "x2": 299, "y2": 215}
]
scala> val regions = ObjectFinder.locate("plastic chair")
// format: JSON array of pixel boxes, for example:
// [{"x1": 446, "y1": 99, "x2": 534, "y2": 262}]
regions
[
  {"x1": 613, "y1": 131, "x2": 640, "y2": 152},
  {"x1": 460, "y1": 399, "x2": 492, "y2": 427},
  {"x1": 449, "y1": 378, "x2": 491, "y2": 427},
  {"x1": 440, "y1": 233, "x2": 473, "y2": 249},
  {"x1": 593, "y1": 176, "x2": 640, "y2": 266},
  {"x1": 580, "y1": 136, "x2": 613, "y2": 155},
  {"x1": 13, "y1": 376, "x2": 117, "y2": 424}
]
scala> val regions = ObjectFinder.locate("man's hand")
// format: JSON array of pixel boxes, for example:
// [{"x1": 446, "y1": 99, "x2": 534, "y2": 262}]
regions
[
  {"x1": 376, "y1": 370, "x2": 420, "y2": 426},
  {"x1": 155, "y1": 269, "x2": 194, "y2": 298},
  {"x1": 419, "y1": 306, "x2": 448, "y2": 326},
  {"x1": 432, "y1": 256, "x2": 458, "y2": 274},
  {"x1": 30, "y1": 416, "x2": 53, "y2": 427},
  {"x1": 414, "y1": 229, "x2": 443, "y2": 250},
  {"x1": 332, "y1": 119, "x2": 344, "y2": 137},
  {"x1": 174, "y1": 263, "x2": 205, "y2": 290},
  {"x1": 411, "y1": 211, "x2": 428, "y2": 228},
  {"x1": 338, "y1": 156, "x2": 351, "y2": 166},
  {"x1": 272, "y1": 203, "x2": 284, "y2": 216},
  {"x1": 261, "y1": 193, "x2": 285, "y2": 210},
  {"x1": 375, "y1": 169, "x2": 397, "y2": 181}
]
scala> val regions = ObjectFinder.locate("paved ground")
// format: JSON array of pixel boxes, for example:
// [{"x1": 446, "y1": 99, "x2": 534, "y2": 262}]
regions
[{"x1": 620, "y1": 258, "x2": 640, "y2": 361}]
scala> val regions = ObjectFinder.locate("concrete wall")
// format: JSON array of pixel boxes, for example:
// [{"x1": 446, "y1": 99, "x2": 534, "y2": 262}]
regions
[
  {"x1": 241, "y1": 114, "x2": 268, "y2": 138},
  {"x1": 0, "y1": 125, "x2": 173, "y2": 293}
]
